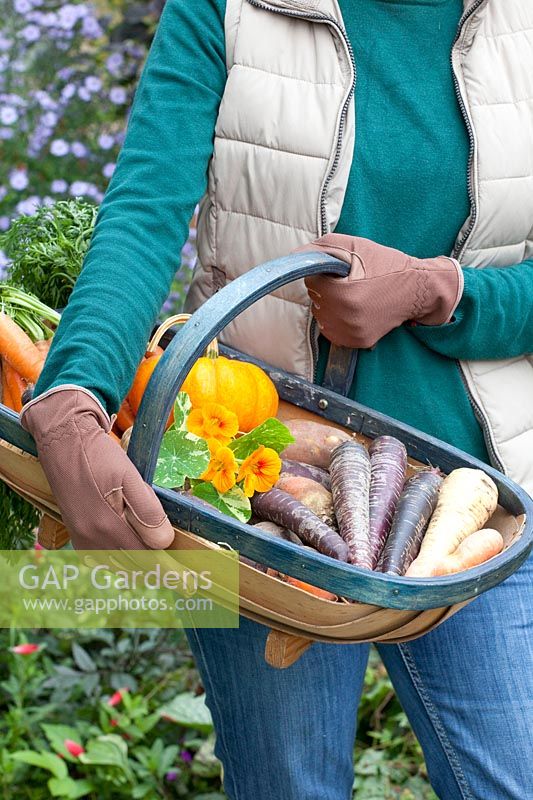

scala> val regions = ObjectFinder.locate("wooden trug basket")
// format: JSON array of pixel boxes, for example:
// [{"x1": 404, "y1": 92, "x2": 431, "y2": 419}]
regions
[{"x1": 0, "y1": 252, "x2": 531, "y2": 669}]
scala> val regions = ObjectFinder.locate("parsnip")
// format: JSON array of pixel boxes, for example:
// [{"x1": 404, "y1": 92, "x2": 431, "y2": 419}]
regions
[{"x1": 408, "y1": 468, "x2": 498, "y2": 574}]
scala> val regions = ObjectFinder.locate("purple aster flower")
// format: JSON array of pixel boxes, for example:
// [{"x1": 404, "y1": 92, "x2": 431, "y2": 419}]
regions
[
  {"x1": 9, "y1": 168, "x2": 29, "y2": 191},
  {"x1": 69, "y1": 180, "x2": 90, "y2": 196},
  {"x1": 180, "y1": 750, "x2": 193, "y2": 764},
  {"x1": 16, "y1": 196, "x2": 41, "y2": 216},
  {"x1": 0, "y1": 250, "x2": 10, "y2": 279},
  {"x1": 51, "y1": 179, "x2": 68, "y2": 193},
  {"x1": 0, "y1": 106, "x2": 18, "y2": 124},
  {"x1": 81, "y1": 16, "x2": 102, "y2": 39},
  {"x1": 71, "y1": 141, "x2": 88, "y2": 158},
  {"x1": 0, "y1": 128, "x2": 14, "y2": 140},
  {"x1": 42, "y1": 111, "x2": 57, "y2": 127},
  {"x1": 106, "y1": 52, "x2": 124, "y2": 77},
  {"x1": 165, "y1": 770, "x2": 179, "y2": 782},
  {"x1": 0, "y1": 186, "x2": 7, "y2": 201},
  {"x1": 84, "y1": 75, "x2": 102, "y2": 93},
  {"x1": 50, "y1": 138, "x2": 69, "y2": 156},
  {"x1": 42, "y1": 195, "x2": 54, "y2": 206},
  {"x1": 83, "y1": 183, "x2": 99, "y2": 198},
  {"x1": 0, "y1": 35, "x2": 12, "y2": 52},
  {"x1": 15, "y1": 0, "x2": 33, "y2": 13},
  {"x1": 33, "y1": 90, "x2": 57, "y2": 110},
  {"x1": 77, "y1": 86, "x2": 91, "y2": 102},
  {"x1": 61, "y1": 83, "x2": 76, "y2": 100},
  {"x1": 57, "y1": 5, "x2": 79, "y2": 30},
  {"x1": 57, "y1": 67, "x2": 74, "y2": 80},
  {"x1": 20, "y1": 25, "x2": 40, "y2": 43},
  {"x1": 0, "y1": 217, "x2": 10, "y2": 232},
  {"x1": 97, "y1": 133, "x2": 114, "y2": 150},
  {"x1": 102, "y1": 162, "x2": 116, "y2": 179},
  {"x1": 109, "y1": 87, "x2": 127, "y2": 105}
]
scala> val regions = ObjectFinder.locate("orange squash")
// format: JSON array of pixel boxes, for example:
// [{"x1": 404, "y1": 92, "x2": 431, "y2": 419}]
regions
[
  {"x1": 127, "y1": 346, "x2": 164, "y2": 415},
  {"x1": 181, "y1": 344, "x2": 278, "y2": 432},
  {"x1": 127, "y1": 314, "x2": 279, "y2": 433}
]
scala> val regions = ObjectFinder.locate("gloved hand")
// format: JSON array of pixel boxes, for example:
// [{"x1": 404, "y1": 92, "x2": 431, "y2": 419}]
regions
[
  {"x1": 20, "y1": 386, "x2": 175, "y2": 550},
  {"x1": 298, "y1": 234, "x2": 463, "y2": 349}
]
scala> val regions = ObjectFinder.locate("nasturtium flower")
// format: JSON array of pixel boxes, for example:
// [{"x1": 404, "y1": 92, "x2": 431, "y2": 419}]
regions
[
  {"x1": 10, "y1": 643, "x2": 40, "y2": 655},
  {"x1": 237, "y1": 446, "x2": 282, "y2": 497},
  {"x1": 187, "y1": 403, "x2": 239, "y2": 446},
  {"x1": 202, "y1": 442, "x2": 238, "y2": 494}
]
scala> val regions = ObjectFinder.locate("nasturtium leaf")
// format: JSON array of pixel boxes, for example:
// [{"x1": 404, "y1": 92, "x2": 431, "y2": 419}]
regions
[
  {"x1": 230, "y1": 417, "x2": 294, "y2": 459},
  {"x1": 193, "y1": 483, "x2": 251, "y2": 523},
  {"x1": 172, "y1": 391, "x2": 192, "y2": 431},
  {"x1": 154, "y1": 431, "x2": 210, "y2": 489}
]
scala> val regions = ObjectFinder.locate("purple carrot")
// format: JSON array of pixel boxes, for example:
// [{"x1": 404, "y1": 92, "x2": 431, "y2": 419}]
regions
[
  {"x1": 251, "y1": 489, "x2": 349, "y2": 562},
  {"x1": 329, "y1": 441, "x2": 372, "y2": 569},
  {"x1": 281, "y1": 459, "x2": 331, "y2": 490},
  {"x1": 378, "y1": 470, "x2": 443, "y2": 576},
  {"x1": 368, "y1": 436, "x2": 408, "y2": 568}
]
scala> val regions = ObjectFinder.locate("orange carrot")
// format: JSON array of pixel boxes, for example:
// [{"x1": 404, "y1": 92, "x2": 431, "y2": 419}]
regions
[
  {"x1": 406, "y1": 528, "x2": 504, "y2": 577},
  {"x1": 1, "y1": 363, "x2": 14, "y2": 409},
  {"x1": 0, "y1": 312, "x2": 44, "y2": 383},
  {"x1": 2, "y1": 360, "x2": 27, "y2": 412},
  {"x1": 116, "y1": 397, "x2": 135, "y2": 433},
  {"x1": 283, "y1": 575, "x2": 338, "y2": 601}
]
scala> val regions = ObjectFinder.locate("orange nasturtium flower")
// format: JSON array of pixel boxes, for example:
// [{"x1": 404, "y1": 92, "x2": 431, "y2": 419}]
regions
[
  {"x1": 202, "y1": 441, "x2": 239, "y2": 494},
  {"x1": 237, "y1": 446, "x2": 282, "y2": 497},
  {"x1": 187, "y1": 402, "x2": 239, "y2": 446}
]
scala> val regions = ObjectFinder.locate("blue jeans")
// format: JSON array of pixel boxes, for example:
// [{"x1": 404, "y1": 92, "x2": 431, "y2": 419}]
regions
[{"x1": 186, "y1": 551, "x2": 533, "y2": 800}]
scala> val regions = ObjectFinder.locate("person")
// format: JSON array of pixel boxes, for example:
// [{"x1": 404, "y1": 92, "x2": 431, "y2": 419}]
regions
[{"x1": 20, "y1": 1, "x2": 533, "y2": 797}]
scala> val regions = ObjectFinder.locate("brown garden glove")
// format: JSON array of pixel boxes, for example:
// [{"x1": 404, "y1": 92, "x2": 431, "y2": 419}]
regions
[
  {"x1": 299, "y1": 234, "x2": 463, "y2": 349},
  {"x1": 20, "y1": 386, "x2": 175, "y2": 550}
]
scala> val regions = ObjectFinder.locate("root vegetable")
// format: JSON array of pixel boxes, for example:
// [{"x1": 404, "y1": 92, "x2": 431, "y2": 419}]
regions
[
  {"x1": 329, "y1": 441, "x2": 372, "y2": 569},
  {"x1": 281, "y1": 419, "x2": 352, "y2": 468},
  {"x1": 368, "y1": 436, "x2": 407, "y2": 568},
  {"x1": 408, "y1": 468, "x2": 498, "y2": 576},
  {"x1": 0, "y1": 312, "x2": 44, "y2": 383},
  {"x1": 282, "y1": 575, "x2": 337, "y2": 601},
  {"x1": 379, "y1": 470, "x2": 443, "y2": 576},
  {"x1": 281, "y1": 459, "x2": 331, "y2": 490},
  {"x1": 275, "y1": 474, "x2": 336, "y2": 528},
  {"x1": 251, "y1": 488, "x2": 349, "y2": 562},
  {"x1": 406, "y1": 528, "x2": 504, "y2": 577},
  {"x1": 2, "y1": 361, "x2": 26, "y2": 412},
  {"x1": 253, "y1": 520, "x2": 303, "y2": 546}
]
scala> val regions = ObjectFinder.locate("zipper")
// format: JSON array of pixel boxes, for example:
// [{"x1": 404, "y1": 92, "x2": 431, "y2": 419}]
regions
[
  {"x1": 246, "y1": 0, "x2": 356, "y2": 382},
  {"x1": 449, "y1": 0, "x2": 502, "y2": 469},
  {"x1": 450, "y1": 0, "x2": 487, "y2": 261},
  {"x1": 457, "y1": 363, "x2": 505, "y2": 471}
]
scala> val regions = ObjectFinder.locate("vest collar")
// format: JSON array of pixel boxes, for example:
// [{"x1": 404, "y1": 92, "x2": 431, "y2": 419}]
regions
[{"x1": 247, "y1": 0, "x2": 344, "y2": 25}]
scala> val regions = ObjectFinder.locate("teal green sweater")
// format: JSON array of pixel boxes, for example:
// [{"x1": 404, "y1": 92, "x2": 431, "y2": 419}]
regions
[{"x1": 36, "y1": 0, "x2": 533, "y2": 466}]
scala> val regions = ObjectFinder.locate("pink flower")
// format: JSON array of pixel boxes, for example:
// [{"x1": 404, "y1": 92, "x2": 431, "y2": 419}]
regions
[
  {"x1": 64, "y1": 739, "x2": 85, "y2": 758},
  {"x1": 10, "y1": 643, "x2": 40, "y2": 655},
  {"x1": 107, "y1": 688, "x2": 128, "y2": 707}
]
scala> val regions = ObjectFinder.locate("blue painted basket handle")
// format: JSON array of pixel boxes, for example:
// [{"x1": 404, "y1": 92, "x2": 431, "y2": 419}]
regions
[{"x1": 128, "y1": 252, "x2": 354, "y2": 483}]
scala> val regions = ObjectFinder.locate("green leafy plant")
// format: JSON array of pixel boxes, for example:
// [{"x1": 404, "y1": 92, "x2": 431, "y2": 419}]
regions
[
  {"x1": 154, "y1": 393, "x2": 294, "y2": 522},
  {"x1": 1, "y1": 200, "x2": 98, "y2": 308}
]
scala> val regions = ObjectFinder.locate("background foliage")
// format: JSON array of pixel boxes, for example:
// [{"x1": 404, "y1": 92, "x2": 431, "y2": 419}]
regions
[{"x1": 0, "y1": 2, "x2": 436, "y2": 797}]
